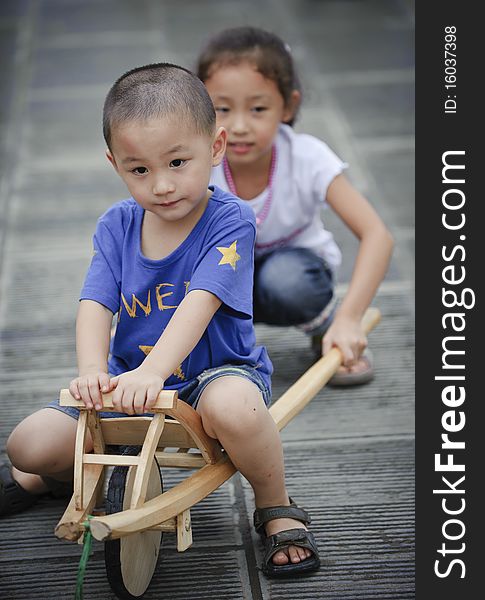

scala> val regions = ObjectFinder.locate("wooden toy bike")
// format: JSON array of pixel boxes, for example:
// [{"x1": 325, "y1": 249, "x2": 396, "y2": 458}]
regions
[{"x1": 55, "y1": 308, "x2": 381, "y2": 599}]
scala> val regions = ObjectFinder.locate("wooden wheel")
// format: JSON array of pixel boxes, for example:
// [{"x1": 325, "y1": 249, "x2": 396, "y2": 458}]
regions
[{"x1": 105, "y1": 450, "x2": 163, "y2": 599}]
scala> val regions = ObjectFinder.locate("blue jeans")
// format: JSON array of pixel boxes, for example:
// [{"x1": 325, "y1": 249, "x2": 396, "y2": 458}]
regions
[
  {"x1": 47, "y1": 363, "x2": 271, "y2": 420},
  {"x1": 253, "y1": 247, "x2": 336, "y2": 335}
]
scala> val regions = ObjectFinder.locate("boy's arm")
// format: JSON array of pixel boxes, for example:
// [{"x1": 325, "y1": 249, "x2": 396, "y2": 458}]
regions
[
  {"x1": 69, "y1": 299, "x2": 114, "y2": 409},
  {"x1": 111, "y1": 289, "x2": 222, "y2": 414},
  {"x1": 324, "y1": 173, "x2": 394, "y2": 363}
]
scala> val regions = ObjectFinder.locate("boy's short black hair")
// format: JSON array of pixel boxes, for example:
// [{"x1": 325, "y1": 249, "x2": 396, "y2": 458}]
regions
[{"x1": 103, "y1": 62, "x2": 216, "y2": 150}]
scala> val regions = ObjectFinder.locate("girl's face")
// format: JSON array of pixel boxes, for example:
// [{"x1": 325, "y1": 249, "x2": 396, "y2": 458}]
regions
[{"x1": 204, "y1": 61, "x2": 295, "y2": 168}]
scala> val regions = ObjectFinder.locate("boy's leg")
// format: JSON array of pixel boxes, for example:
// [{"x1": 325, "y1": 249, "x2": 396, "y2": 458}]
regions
[
  {"x1": 6, "y1": 408, "x2": 91, "y2": 493},
  {"x1": 196, "y1": 376, "x2": 312, "y2": 566}
]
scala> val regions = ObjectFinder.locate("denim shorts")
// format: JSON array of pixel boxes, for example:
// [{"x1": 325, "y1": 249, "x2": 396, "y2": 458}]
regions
[{"x1": 47, "y1": 363, "x2": 271, "y2": 421}]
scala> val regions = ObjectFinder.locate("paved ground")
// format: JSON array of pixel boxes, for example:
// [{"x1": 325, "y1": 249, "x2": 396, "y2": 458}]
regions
[{"x1": 0, "y1": 1, "x2": 414, "y2": 599}]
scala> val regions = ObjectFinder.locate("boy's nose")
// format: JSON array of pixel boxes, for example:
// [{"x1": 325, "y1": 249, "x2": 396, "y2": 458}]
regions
[{"x1": 152, "y1": 175, "x2": 175, "y2": 196}]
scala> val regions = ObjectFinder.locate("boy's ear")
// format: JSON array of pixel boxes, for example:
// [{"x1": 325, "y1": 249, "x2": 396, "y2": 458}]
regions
[
  {"x1": 211, "y1": 127, "x2": 227, "y2": 166},
  {"x1": 282, "y1": 90, "x2": 302, "y2": 123},
  {"x1": 105, "y1": 149, "x2": 118, "y2": 172}
]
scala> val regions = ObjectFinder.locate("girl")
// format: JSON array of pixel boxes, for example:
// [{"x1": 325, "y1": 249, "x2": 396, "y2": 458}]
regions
[{"x1": 197, "y1": 27, "x2": 394, "y2": 384}]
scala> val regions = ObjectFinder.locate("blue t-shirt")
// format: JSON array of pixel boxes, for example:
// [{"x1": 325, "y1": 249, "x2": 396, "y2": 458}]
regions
[{"x1": 80, "y1": 185, "x2": 272, "y2": 393}]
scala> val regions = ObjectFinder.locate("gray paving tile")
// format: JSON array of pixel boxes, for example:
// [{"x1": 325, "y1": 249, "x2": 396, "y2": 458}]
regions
[
  {"x1": 286, "y1": 0, "x2": 414, "y2": 25},
  {"x1": 365, "y1": 149, "x2": 415, "y2": 230},
  {"x1": 159, "y1": 2, "x2": 282, "y2": 56},
  {"x1": 401, "y1": 235, "x2": 415, "y2": 262},
  {"x1": 0, "y1": 26, "x2": 16, "y2": 118},
  {"x1": 30, "y1": 46, "x2": 161, "y2": 89},
  {"x1": 25, "y1": 97, "x2": 103, "y2": 159},
  {"x1": 312, "y1": 27, "x2": 413, "y2": 74},
  {"x1": 331, "y1": 82, "x2": 414, "y2": 139},
  {"x1": 280, "y1": 0, "x2": 414, "y2": 75},
  {"x1": 10, "y1": 176, "x2": 119, "y2": 231},
  {"x1": 2, "y1": 533, "x2": 249, "y2": 600},
  {"x1": 0, "y1": 0, "x2": 30, "y2": 18},
  {"x1": 13, "y1": 169, "x2": 126, "y2": 203},
  {"x1": 1, "y1": 254, "x2": 89, "y2": 327},
  {"x1": 0, "y1": 324, "x2": 76, "y2": 388},
  {"x1": 37, "y1": 0, "x2": 159, "y2": 35}
]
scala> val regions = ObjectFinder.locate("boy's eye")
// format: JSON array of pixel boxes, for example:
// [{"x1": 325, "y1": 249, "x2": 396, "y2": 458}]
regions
[
  {"x1": 169, "y1": 159, "x2": 186, "y2": 168},
  {"x1": 252, "y1": 106, "x2": 267, "y2": 113},
  {"x1": 132, "y1": 166, "x2": 148, "y2": 175},
  {"x1": 215, "y1": 106, "x2": 229, "y2": 114}
]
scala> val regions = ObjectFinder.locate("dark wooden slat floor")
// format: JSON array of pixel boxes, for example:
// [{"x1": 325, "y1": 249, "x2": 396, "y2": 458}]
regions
[{"x1": 0, "y1": 1, "x2": 415, "y2": 598}]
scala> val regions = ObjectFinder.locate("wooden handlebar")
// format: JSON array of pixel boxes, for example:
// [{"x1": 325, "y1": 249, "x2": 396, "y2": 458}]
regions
[
  {"x1": 59, "y1": 388, "x2": 178, "y2": 411},
  {"x1": 269, "y1": 307, "x2": 381, "y2": 430}
]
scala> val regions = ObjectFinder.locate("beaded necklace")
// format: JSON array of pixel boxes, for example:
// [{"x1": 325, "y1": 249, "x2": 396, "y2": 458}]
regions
[{"x1": 222, "y1": 146, "x2": 277, "y2": 227}]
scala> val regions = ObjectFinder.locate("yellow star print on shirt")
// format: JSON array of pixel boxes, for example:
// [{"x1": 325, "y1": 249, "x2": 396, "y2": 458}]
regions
[{"x1": 216, "y1": 240, "x2": 241, "y2": 271}]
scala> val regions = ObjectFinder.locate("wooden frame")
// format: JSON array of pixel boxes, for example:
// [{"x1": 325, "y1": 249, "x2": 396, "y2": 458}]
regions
[
  {"x1": 55, "y1": 389, "x2": 218, "y2": 549},
  {"x1": 55, "y1": 307, "x2": 380, "y2": 591}
]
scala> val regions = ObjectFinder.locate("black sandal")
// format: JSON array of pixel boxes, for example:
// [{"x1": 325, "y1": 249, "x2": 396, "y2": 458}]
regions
[
  {"x1": 253, "y1": 499, "x2": 321, "y2": 577},
  {"x1": 0, "y1": 463, "x2": 73, "y2": 517},
  {"x1": 0, "y1": 463, "x2": 40, "y2": 517}
]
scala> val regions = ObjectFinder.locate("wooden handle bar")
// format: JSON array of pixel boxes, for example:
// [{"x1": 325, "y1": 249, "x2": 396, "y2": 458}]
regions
[
  {"x1": 59, "y1": 389, "x2": 178, "y2": 411},
  {"x1": 269, "y1": 307, "x2": 381, "y2": 430}
]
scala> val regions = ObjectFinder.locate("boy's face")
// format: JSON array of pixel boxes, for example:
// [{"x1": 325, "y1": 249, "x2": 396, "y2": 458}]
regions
[{"x1": 107, "y1": 117, "x2": 226, "y2": 224}]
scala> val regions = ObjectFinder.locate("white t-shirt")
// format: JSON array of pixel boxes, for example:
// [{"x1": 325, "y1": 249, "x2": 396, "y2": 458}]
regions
[{"x1": 210, "y1": 123, "x2": 346, "y2": 272}]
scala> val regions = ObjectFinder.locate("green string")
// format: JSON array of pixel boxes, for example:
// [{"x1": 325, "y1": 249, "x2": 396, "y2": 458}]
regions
[{"x1": 75, "y1": 516, "x2": 93, "y2": 600}]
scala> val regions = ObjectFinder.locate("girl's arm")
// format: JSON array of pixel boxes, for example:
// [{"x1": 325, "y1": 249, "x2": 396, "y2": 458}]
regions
[
  {"x1": 324, "y1": 174, "x2": 394, "y2": 363},
  {"x1": 69, "y1": 299, "x2": 114, "y2": 409},
  {"x1": 111, "y1": 289, "x2": 222, "y2": 414}
]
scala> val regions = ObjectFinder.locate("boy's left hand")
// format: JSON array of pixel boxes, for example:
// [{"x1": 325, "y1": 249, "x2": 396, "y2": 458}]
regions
[{"x1": 110, "y1": 367, "x2": 165, "y2": 415}]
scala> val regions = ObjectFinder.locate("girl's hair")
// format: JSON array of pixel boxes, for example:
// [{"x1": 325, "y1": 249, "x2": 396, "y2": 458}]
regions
[
  {"x1": 103, "y1": 62, "x2": 215, "y2": 150},
  {"x1": 197, "y1": 26, "x2": 301, "y2": 125}
]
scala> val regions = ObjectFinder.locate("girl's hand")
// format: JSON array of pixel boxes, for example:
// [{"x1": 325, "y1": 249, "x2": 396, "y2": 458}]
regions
[
  {"x1": 322, "y1": 316, "x2": 367, "y2": 366},
  {"x1": 110, "y1": 367, "x2": 165, "y2": 415},
  {"x1": 69, "y1": 372, "x2": 112, "y2": 410}
]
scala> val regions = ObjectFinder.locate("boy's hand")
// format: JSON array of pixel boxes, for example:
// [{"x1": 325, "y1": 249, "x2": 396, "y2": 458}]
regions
[
  {"x1": 110, "y1": 367, "x2": 165, "y2": 415},
  {"x1": 69, "y1": 372, "x2": 112, "y2": 411},
  {"x1": 322, "y1": 316, "x2": 367, "y2": 366}
]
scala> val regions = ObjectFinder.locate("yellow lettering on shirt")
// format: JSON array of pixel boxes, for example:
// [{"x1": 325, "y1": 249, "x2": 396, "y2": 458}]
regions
[
  {"x1": 121, "y1": 291, "x2": 151, "y2": 318},
  {"x1": 155, "y1": 283, "x2": 178, "y2": 311}
]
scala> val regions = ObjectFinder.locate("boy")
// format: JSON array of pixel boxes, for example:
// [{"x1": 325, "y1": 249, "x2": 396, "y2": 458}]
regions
[{"x1": 1, "y1": 63, "x2": 319, "y2": 576}]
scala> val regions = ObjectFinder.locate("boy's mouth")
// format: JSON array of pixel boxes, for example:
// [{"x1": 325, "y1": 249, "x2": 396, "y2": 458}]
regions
[{"x1": 158, "y1": 198, "x2": 181, "y2": 207}]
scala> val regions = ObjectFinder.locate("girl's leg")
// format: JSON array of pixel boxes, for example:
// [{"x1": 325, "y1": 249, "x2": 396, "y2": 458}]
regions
[
  {"x1": 254, "y1": 247, "x2": 333, "y2": 327},
  {"x1": 254, "y1": 247, "x2": 372, "y2": 382},
  {"x1": 196, "y1": 376, "x2": 312, "y2": 566},
  {"x1": 6, "y1": 408, "x2": 92, "y2": 493}
]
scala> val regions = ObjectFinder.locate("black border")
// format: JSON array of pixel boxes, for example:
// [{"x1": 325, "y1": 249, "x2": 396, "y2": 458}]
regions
[{"x1": 416, "y1": 3, "x2": 482, "y2": 597}]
